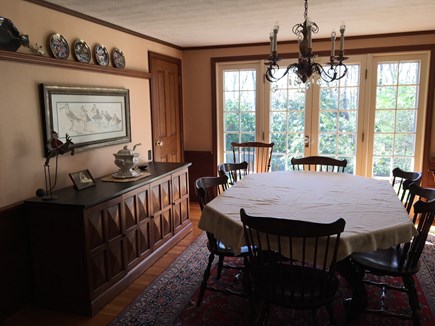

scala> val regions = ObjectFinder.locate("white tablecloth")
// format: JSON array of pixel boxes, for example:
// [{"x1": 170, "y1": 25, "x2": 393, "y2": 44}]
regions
[{"x1": 198, "y1": 171, "x2": 417, "y2": 261}]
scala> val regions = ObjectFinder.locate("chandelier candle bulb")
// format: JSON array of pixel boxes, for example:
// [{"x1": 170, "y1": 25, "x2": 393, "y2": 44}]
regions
[
  {"x1": 269, "y1": 32, "x2": 274, "y2": 56},
  {"x1": 272, "y1": 24, "x2": 279, "y2": 53},
  {"x1": 331, "y1": 31, "x2": 336, "y2": 57},
  {"x1": 340, "y1": 24, "x2": 346, "y2": 53},
  {"x1": 306, "y1": 19, "x2": 312, "y2": 49}
]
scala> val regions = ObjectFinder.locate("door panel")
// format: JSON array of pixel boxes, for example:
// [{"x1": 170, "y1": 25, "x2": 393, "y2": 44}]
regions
[{"x1": 150, "y1": 53, "x2": 183, "y2": 162}]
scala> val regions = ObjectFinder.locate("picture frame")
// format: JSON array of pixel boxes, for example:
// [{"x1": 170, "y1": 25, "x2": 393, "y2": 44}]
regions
[
  {"x1": 41, "y1": 84, "x2": 131, "y2": 153},
  {"x1": 69, "y1": 169, "x2": 96, "y2": 190}
]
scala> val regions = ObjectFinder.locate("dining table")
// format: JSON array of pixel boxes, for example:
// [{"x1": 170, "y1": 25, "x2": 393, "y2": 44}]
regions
[{"x1": 198, "y1": 170, "x2": 417, "y2": 261}]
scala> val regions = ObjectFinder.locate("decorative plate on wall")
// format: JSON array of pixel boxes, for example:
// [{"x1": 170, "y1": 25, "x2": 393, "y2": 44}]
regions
[
  {"x1": 73, "y1": 39, "x2": 91, "y2": 63},
  {"x1": 49, "y1": 33, "x2": 69, "y2": 60},
  {"x1": 94, "y1": 44, "x2": 109, "y2": 66},
  {"x1": 111, "y1": 48, "x2": 125, "y2": 69}
]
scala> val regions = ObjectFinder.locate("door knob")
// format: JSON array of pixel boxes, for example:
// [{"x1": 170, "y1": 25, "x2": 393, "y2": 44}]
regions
[
  {"x1": 155, "y1": 140, "x2": 163, "y2": 146},
  {"x1": 304, "y1": 135, "x2": 309, "y2": 148}
]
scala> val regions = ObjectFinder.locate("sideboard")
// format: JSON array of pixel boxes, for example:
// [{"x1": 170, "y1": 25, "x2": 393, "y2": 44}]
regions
[{"x1": 24, "y1": 162, "x2": 191, "y2": 316}]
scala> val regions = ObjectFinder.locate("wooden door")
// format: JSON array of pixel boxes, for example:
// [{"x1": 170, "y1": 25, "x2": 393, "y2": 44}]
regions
[{"x1": 149, "y1": 52, "x2": 183, "y2": 162}]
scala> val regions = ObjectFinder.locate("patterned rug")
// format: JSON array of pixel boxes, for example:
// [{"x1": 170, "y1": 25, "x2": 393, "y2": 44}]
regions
[{"x1": 110, "y1": 233, "x2": 435, "y2": 326}]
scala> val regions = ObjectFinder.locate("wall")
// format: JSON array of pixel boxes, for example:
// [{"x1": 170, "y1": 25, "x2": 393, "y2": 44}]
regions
[{"x1": 0, "y1": 0, "x2": 182, "y2": 208}]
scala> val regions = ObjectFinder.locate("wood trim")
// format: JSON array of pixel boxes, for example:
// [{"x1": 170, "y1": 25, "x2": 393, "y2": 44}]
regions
[
  {"x1": 211, "y1": 59, "x2": 218, "y2": 175},
  {"x1": 25, "y1": 0, "x2": 181, "y2": 50},
  {"x1": 0, "y1": 50, "x2": 151, "y2": 79},
  {"x1": 184, "y1": 151, "x2": 214, "y2": 201},
  {"x1": 422, "y1": 50, "x2": 435, "y2": 186},
  {"x1": 184, "y1": 30, "x2": 435, "y2": 51}
]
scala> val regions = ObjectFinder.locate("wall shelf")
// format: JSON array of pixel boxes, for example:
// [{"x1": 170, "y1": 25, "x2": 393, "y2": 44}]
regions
[{"x1": 0, "y1": 50, "x2": 151, "y2": 79}]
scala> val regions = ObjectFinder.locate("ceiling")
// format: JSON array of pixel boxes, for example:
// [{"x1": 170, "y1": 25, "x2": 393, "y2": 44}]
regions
[{"x1": 44, "y1": 0, "x2": 435, "y2": 48}]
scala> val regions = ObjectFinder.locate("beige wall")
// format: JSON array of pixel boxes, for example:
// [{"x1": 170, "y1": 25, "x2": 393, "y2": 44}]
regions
[{"x1": 0, "y1": 0, "x2": 181, "y2": 207}]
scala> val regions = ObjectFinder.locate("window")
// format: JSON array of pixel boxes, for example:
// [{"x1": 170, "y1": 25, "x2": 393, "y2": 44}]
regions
[{"x1": 217, "y1": 52, "x2": 429, "y2": 177}]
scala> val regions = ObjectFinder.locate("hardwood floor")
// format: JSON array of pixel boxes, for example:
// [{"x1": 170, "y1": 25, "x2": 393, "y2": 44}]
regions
[{"x1": 4, "y1": 202, "x2": 203, "y2": 326}]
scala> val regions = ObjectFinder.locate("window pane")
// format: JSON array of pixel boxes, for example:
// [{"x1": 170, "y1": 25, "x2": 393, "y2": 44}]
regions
[
  {"x1": 340, "y1": 88, "x2": 358, "y2": 110},
  {"x1": 396, "y1": 110, "x2": 416, "y2": 132},
  {"x1": 224, "y1": 92, "x2": 239, "y2": 111},
  {"x1": 398, "y1": 62, "x2": 419, "y2": 84},
  {"x1": 240, "y1": 112, "x2": 255, "y2": 132},
  {"x1": 373, "y1": 157, "x2": 392, "y2": 177},
  {"x1": 320, "y1": 88, "x2": 338, "y2": 110},
  {"x1": 376, "y1": 86, "x2": 397, "y2": 109},
  {"x1": 240, "y1": 70, "x2": 256, "y2": 90},
  {"x1": 224, "y1": 112, "x2": 239, "y2": 132},
  {"x1": 271, "y1": 112, "x2": 286, "y2": 132},
  {"x1": 373, "y1": 134, "x2": 394, "y2": 155},
  {"x1": 378, "y1": 63, "x2": 398, "y2": 85},
  {"x1": 240, "y1": 91, "x2": 255, "y2": 111},
  {"x1": 287, "y1": 133, "x2": 304, "y2": 155},
  {"x1": 320, "y1": 112, "x2": 337, "y2": 133},
  {"x1": 319, "y1": 134, "x2": 336, "y2": 155},
  {"x1": 397, "y1": 85, "x2": 418, "y2": 109},
  {"x1": 337, "y1": 134, "x2": 355, "y2": 155},
  {"x1": 375, "y1": 110, "x2": 395, "y2": 133},
  {"x1": 224, "y1": 71, "x2": 239, "y2": 90},
  {"x1": 271, "y1": 133, "x2": 286, "y2": 153},
  {"x1": 338, "y1": 111, "x2": 357, "y2": 133},
  {"x1": 394, "y1": 134, "x2": 415, "y2": 156}
]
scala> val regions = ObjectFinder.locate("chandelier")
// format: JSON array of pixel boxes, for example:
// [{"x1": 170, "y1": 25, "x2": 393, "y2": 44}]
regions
[{"x1": 265, "y1": 0, "x2": 348, "y2": 88}]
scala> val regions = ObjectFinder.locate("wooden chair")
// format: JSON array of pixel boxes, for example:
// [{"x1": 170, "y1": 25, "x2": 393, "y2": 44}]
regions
[
  {"x1": 391, "y1": 167, "x2": 422, "y2": 209},
  {"x1": 241, "y1": 208, "x2": 346, "y2": 325},
  {"x1": 403, "y1": 182, "x2": 435, "y2": 215},
  {"x1": 231, "y1": 142, "x2": 274, "y2": 173},
  {"x1": 218, "y1": 161, "x2": 248, "y2": 185},
  {"x1": 195, "y1": 175, "x2": 248, "y2": 306},
  {"x1": 291, "y1": 155, "x2": 348, "y2": 172},
  {"x1": 350, "y1": 186, "x2": 435, "y2": 325}
]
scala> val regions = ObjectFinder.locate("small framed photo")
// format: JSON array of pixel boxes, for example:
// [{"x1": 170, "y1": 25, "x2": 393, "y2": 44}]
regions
[{"x1": 69, "y1": 169, "x2": 96, "y2": 190}]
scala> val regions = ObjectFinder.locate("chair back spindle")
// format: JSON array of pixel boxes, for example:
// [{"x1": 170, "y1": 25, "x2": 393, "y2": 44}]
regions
[
  {"x1": 231, "y1": 142, "x2": 274, "y2": 173},
  {"x1": 291, "y1": 156, "x2": 347, "y2": 173}
]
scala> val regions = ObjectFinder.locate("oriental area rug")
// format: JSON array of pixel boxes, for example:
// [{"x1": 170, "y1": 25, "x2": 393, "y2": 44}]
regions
[{"x1": 110, "y1": 233, "x2": 435, "y2": 326}]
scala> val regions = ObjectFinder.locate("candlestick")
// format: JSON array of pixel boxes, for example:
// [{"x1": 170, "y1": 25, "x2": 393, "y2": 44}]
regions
[
  {"x1": 272, "y1": 24, "x2": 279, "y2": 53},
  {"x1": 340, "y1": 24, "x2": 346, "y2": 52},
  {"x1": 306, "y1": 19, "x2": 312, "y2": 49},
  {"x1": 330, "y1": 31, "x2": 336, "y2": 57}
]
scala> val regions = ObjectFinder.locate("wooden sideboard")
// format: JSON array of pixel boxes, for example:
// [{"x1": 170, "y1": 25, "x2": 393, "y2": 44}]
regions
[{"x1": 24, "y1": 162, "x2": 191, "y2": 316}]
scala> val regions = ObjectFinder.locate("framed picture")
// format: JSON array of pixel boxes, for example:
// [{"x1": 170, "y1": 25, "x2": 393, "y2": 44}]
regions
[
  {"x1": 41, "y1": 84, "x2": 131, "y2": 153},
  {"x1": 69, "y1": 169, "x2": 96, "y2": 190}
]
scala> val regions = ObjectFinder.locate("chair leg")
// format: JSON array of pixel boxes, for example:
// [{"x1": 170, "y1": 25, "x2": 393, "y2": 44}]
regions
[
  {"x1": 216, "y1": 254, "x2": 225, "y2": 280},
  {"x1": 196, "y1": 252, "x2": 215, "y2": 307},
  {"x1": 403, "y1": 275, "x2": 421, "y2": 326},
  {"x1": 326, "y1": 303, "x2": 336, "y2": 325},
  {"x1": 345, "y1": 264, "x2": 367, "y2": 323}
]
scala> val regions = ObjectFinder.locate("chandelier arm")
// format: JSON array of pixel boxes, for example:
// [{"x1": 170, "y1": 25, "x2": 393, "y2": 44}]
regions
[{"x1": 265, "y1": 62, "x2": 300, "y2": 83}]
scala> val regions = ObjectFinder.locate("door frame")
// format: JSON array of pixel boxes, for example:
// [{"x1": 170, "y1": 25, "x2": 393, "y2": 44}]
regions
[{"x1": 149, "y1": 52, "x2": 184, "y2": 161}]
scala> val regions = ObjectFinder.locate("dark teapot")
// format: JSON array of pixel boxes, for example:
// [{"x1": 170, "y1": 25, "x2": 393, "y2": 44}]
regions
[{"x1": 0, "y1": 16, "x2": 29, "y2": 51}]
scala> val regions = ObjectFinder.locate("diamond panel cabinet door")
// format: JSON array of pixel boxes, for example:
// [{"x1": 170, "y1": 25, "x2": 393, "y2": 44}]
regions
[
  {"x1": 172, "y1": 168, "x2": 190, "y2": 233},
  {"x1": 150, "y1": 175, "x2": 173, "y2": 249},
  {"x1": 84, "y1": 197, "x2": 126, "y2": 298}
]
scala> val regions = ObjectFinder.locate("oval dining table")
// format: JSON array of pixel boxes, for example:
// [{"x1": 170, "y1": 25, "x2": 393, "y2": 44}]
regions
[{"x1": 198, "y1": 170, "x2": 417, "y2": 262}]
